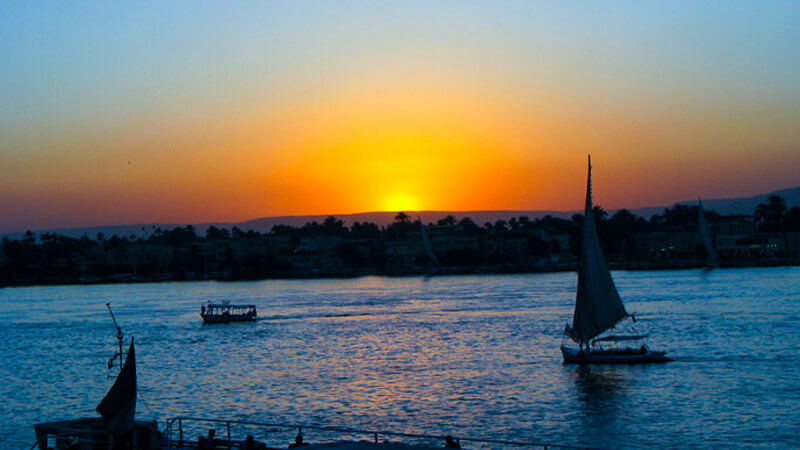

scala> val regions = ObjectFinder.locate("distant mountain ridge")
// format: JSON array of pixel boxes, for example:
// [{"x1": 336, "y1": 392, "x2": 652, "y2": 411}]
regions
[
  {"x1": 3, "y1": 186, "x2": 799, "y2": 240},
  {"x1": 671, "y1": 186, "x2": 800, "y2": 216}
]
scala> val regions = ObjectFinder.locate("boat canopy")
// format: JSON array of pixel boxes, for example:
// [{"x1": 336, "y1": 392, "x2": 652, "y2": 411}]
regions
[
  {"x1": 204, "y1": 303, "x2": 256, "y2": 314},
  {"x1": 569, "y1": 156, "x2": 629, "y2": 344}
]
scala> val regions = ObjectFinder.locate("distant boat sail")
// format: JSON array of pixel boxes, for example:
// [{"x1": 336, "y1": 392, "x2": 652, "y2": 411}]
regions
[
  {"x1": 561, "y1": 156, "x2": 671, "y2": 363},
  {"x1": 698, "y1": 198, "x2": 718, "y2": 268},
  {"x1": 419, "y1": 219, "x2": 439, "y2": 275}
]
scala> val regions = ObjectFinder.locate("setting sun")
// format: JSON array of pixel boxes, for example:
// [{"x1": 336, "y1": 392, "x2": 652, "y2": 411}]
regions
[{"x1": 383, "y1": 194, "x2": 420, "y2": 213}]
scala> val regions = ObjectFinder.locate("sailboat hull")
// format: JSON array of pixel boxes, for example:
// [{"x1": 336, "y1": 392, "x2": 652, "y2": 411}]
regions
[{"x1": 561, "y1": 346, "x2": 672, "y2": 364}]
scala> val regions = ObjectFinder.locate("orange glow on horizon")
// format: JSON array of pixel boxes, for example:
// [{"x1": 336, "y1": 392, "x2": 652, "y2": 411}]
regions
[
  {"x1": 239, "y1": 82, "x2": 552, "y2": 216},
  {"x1": 4, "y1": 2, "x2": 800, "y2": 234},
  {"x1": 3, "y1": 64, "x2": 799, "y2": 232}
]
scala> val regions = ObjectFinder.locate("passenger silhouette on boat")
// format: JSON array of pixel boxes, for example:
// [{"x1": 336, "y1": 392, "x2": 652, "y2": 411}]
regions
[
  {"x1": 240, "y1": 434, "x2": 267, "y2": 450},
  {"x1": 200, "y1": 429, "x2": 217, "y2": 449},
  {"x1": 445, "y1": 435, "x2": 460, "y2": 448},
  {"x1": 289, "y1": 428, "x2": 309, "y2": 448},
  {"x1": 157, "y1": 430, "x2": 170, "y2": 449}
]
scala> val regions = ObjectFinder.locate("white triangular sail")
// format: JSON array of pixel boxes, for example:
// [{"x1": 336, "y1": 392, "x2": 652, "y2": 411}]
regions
[
  {"x1": 569, "y1": 157, "x2": 629, "y2": 343},
  {"x1": 698, "y1": 198, "x2": 718, "y2": 267},
  {"x1": 419, "y1": 220, "x2": 439, "y2": 273}
]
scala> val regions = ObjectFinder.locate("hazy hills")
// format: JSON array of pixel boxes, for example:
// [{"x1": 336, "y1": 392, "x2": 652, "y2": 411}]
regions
[
  {"x1": 4, "y1": 186, "x2": 799, "y2": 240},
  {"x1": 672, "y1": 186, "x2": 800, "y2": 216}
]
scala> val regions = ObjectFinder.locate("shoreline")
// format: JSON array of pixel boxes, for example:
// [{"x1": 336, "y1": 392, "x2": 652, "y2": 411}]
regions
[{"x1": 3, "y1": 258, "x2": 798, "y2": 288}]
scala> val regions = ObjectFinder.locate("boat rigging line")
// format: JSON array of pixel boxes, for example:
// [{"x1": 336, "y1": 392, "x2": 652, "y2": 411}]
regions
[{"x1": 105, "y1": 303, "x2": 126, "y2": 377}]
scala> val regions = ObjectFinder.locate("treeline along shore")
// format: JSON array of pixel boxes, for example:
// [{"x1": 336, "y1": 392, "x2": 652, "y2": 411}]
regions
[{"x1": 2, "y1": 196, "x2": 800, "y2": 286}]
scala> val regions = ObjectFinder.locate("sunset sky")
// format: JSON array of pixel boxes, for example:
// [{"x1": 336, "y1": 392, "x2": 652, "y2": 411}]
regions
[{"x1": 2, "y1": 1, "x2": 799, "y2": 233}]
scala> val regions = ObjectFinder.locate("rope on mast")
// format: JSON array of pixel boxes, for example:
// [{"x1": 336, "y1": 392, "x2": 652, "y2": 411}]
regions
[{"x1": 105, "y1": 303, "x2": 124, "y2": 375}]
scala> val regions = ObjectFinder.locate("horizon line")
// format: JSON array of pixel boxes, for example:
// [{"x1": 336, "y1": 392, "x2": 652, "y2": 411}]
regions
[{"x1": 2, "y1": 185, "x2": 798, "y2": 237}]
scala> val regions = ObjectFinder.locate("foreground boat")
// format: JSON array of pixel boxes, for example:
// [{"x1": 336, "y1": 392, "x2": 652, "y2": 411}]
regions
[
  {"x1": 561, "y1": 157, "x2": 671, "y2": 364},
  {"x1": 33, "y1": 349, "x2": 606, "y2": 449},
  {"x1": 33, "y1": 306, "x2": 611, "y2": 449},
  {"x1": 34, "y1": 306, "x2": 160, "y2": 449},
  {"x1": 561, "y1": 343, "x2": 670, "y2": 364},
  {"x1": 201, "y1": 300, "x2": 257, "y2": 323},
  {"x1": 161, "y1": 416, "x2": 611, "y2": 450}
]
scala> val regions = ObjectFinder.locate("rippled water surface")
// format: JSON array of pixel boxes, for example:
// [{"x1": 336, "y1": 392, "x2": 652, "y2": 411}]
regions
[{"x1": 2, "y1": 268, "x2": 799, "y2": 448}]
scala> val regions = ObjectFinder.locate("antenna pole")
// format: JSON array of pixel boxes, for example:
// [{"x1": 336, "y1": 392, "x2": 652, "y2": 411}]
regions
[{"x1": 106, "y1": 303, "x2": 124, "y2": 374}]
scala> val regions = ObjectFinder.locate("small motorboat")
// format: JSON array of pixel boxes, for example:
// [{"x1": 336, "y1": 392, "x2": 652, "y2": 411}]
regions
[{"x1": 201, "y1": 300, "x2": 257, "y2": 323}]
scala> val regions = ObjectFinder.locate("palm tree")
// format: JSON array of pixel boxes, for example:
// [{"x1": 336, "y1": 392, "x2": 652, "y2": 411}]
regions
[
  {"x1": 437, "y1": 215, "x2": 457, "y2": 226},
  {"x1": 395, "y1": 212, "x2": 411, "y2": 224},
  {"x1": 592, "y1": 205, "x2": 608, "y2": 224},
  {"x1": 323, "y1": 216, "x2": 346, "y2": 235},
  {"x1": 458, "y1": 217, "x2": 480, "y2": 234},
  {"x1": 754, "y1": 195, "x2": 787, "y2": 232},
  {"x1": 518, "y1": 216, "x2": 531, "y2": 230}
]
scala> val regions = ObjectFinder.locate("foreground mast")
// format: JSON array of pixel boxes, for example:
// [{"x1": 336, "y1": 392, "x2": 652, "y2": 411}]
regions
[{"x1": 34, "y1": 306, "x2": 159, "y2": 449}]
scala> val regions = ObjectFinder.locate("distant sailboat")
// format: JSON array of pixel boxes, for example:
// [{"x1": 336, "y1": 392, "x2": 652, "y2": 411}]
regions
[
  {"x1": 561, "y1": 157, "x2": 671, "y2": 363},
  {"x1": 419, "y1": 219, "x2": 439, "y2": 276},
  {"x1": 697, "y1": 198, "x2": 718, "y2": 268}
]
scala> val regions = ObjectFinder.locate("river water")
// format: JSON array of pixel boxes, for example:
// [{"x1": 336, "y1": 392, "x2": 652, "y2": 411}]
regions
[{"x1": 1, "y1": 268, "x2": 799, "y2": 449}]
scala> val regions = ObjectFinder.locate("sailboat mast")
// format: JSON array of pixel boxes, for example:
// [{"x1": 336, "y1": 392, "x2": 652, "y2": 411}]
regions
[
  {"x1": 106, "y1": 303, "x2": 124, "y2": 375},
  {"x1": 585, "y1": 155, "x2": 592, "y2": 218},
  {"x1": 571, "y1": 155, "x2": 629, "y2": 344},
  {"x1": 579, "y1": 155, "x2": 592, "y2": 348}
]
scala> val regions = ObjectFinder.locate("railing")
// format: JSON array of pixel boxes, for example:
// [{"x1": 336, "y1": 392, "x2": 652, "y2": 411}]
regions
[
  {"x1": 162, "y1": 416, "x2": 612, "y2": 450},
  {"x1": 29, "y1": 432, "x2": 155, "y2": 450}
]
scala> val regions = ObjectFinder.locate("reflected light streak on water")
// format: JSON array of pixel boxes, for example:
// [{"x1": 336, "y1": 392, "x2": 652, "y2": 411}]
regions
[{"x1": 1, "y1": 268, "x2": 799, "y2": 448}]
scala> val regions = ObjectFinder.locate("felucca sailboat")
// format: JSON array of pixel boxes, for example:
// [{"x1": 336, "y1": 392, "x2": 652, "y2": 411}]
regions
[
  {"x1": 561, "y1": 157, "x2": 671, "y2": 363},
  {"x1": 698, "y1": 198, "x2": 718, "y2": 268},
  {"x1": 419, "y1": 219, "x2": 440, "y2": 276}
]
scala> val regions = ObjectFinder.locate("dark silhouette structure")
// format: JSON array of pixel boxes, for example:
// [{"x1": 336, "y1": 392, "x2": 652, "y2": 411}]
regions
[
  {"x1": 445, "y1": 435, "x2": 460, "y2": 448},
  {"x1": 289, "y1": 429, "x2": 308, "y2": 448},
  {"x1": 2, "y1": 197, "x2": 800, "y2": 286}
]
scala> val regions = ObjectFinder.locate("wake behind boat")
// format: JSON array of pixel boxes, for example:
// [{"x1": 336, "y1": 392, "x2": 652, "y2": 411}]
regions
[
  {"x1": 561, "y1": 157, "x2": 671, "y2": 364},
  {"x1": 201, "y1": 300, "x2": 257, "y2": 323}
]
